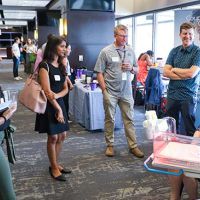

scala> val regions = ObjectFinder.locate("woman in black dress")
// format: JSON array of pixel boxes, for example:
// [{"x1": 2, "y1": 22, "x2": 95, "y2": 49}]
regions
[{"x1": 35, "y1": 36, "x2": 70, "y2": 181}]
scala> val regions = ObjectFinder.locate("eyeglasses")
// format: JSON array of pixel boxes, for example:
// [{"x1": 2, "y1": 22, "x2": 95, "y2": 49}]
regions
[{"x1": 116, "y1": 34, "x2": 128, "y2": 38}]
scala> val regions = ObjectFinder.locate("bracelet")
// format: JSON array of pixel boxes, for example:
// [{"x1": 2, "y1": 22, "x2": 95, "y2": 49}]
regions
[{"x1": 1, "y1": 115, "x2": 6, "y2": 124}]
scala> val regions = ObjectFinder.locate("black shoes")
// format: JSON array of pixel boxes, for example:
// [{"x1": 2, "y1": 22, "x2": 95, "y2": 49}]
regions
[
  {"x1": 60, "y1": 168, "x2": 72, "y2": 174},
  {"x1": 49, "y1": 167, "x2": 66, "y2": 182}
]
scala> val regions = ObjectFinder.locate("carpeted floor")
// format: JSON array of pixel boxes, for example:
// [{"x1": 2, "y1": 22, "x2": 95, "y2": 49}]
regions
[{"x1": 0, "y1": 59, "x2": 198, "y2": 200}]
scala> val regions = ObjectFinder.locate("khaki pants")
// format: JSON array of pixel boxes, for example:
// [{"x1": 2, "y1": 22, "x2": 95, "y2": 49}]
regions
[{"x1": 103, "y1": 90, "x2": 137, "y2": 149}]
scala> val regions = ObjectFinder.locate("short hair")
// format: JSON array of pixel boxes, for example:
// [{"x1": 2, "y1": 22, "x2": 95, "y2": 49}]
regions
[
  {"x1": 114, "y1": 24, "x2": 128, "y2": 36},
  {"x1": 180, "y1": 22, "x2": 195, "y2": 34},
  {"x1": 47, "y1": 34, "x2": 54, "y2": 41},
  {"x1": 14, "y1": 37, "x2": 20, "y2": 42},
  {"x1": 146, "y1": 50, "x2": 154, "y2": 57}
]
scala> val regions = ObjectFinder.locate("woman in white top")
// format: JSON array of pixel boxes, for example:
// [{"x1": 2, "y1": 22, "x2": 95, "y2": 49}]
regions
[
  {"x1": 24, "y1": 38, "x2": 37, "y2": 74},
  {"x1": 12, "y1": 37, "x2": 22, "y2": 80}
]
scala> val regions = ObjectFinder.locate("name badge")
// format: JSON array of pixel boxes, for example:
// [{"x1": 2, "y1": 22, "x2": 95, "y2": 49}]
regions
[
  {"x1": 112, "y1": 57, "x2": 119, "y2": 62},
  {"x1": 54, "y1": 75, "x2": 60, "y2": 81},
  {"x1": 122, "y1": 72, "x2": 127, "y2": 81}
]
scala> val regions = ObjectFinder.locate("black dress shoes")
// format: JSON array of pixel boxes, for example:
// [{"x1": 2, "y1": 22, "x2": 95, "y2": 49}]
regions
[
  {"x1": 49, "y1": 167, "x2": 66, "y2": 182},
  {"x1": 60, "y1": 168, "x2": 72, "y2": 174}
]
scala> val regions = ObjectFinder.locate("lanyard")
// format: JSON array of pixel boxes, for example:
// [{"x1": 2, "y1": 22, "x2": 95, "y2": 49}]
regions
[{"x1": 116, "y1": 49, "x2": 126, "y2": 63}]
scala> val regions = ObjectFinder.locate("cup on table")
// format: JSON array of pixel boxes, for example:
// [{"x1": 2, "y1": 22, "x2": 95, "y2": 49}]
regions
[
  {"x1": 86, "y1": 77, "x2": 92, "y2": 84},
  {"x1": 3, "y1": 90, "x2": 18, "y2": 111},
  {"x1": 9, "y1": 90, "x2": 18, "y2": 111},
  {"x1": 121, "y1": 60, "x2": 131, "y2": 81},
  {"x1": 81, "y1": 74, "x2": 86, "y2": 81},
  {"x1": 79, "y1": 69, "x2": 83, "y2": 77},
  {"x1": 90, "y1": 82, "x2": 97, "y2": 91},
  {"x1": 76, "y1": 69, "x2": 81, "y2": 79}
]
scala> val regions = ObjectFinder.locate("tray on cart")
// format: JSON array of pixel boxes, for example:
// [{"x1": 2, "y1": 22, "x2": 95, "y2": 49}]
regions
[{"x1": 144, "y1": 132, "x2": 200, "y2": 178}]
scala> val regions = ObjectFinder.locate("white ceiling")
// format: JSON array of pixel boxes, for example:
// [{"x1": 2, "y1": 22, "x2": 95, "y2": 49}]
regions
[
  {"x1": 0, "y1": 0, "x2": 50, "y2": 27},
  {"x1": 1, "y1": 0, "x2": 200, "y2": 28}
]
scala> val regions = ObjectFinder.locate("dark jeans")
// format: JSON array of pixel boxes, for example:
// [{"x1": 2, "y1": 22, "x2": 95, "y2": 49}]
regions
[
  {"x1": 166, "y1": 98, "x2": 197, "y2": 136},
  {"x1": 13, "y1": 56, "x2": 20, "y2": 78}
]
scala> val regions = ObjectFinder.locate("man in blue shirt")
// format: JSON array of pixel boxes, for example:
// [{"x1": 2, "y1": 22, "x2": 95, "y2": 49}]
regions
[{"x1": 163, "y1": 22, "x2": 200, "y2": 200}]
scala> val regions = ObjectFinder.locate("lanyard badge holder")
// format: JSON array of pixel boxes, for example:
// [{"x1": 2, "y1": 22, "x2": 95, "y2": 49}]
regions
[{"x1": 117, "y1": 49, "x2": 127, "y2": 81}]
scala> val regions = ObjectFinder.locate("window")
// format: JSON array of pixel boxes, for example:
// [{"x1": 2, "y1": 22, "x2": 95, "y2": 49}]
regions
[
  {"x1": 135, "y1": 14, "x2": 153, "y2": 59},
  {"x1": 118, "y1": 18, "x2": 133, "y2": 46},
  {"x1": 155, "y1": 10, "x2": 174, "y2": 62}
]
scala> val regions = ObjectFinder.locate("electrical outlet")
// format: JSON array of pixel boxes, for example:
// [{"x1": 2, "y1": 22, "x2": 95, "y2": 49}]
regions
[{"x1": 79, "y1": 55, "x2": 83, "y2": 61}]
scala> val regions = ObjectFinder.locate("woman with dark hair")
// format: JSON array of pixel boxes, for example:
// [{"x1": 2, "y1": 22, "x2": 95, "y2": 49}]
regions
[
  {"x1": 35, "y1": 36, "x2": 71, "y2": 181},
  {"x1": 137, "y1": 50, "x2": 154, "y2": 86}
]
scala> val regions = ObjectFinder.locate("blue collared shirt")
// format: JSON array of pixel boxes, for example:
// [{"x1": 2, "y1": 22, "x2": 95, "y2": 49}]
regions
[{"x1": 166, "y1": 43, "x2": 200, "y2": 100}]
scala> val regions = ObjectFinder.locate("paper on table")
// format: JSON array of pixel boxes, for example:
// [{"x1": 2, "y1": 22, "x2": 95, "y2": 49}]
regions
[
  {"x1": 0, "y1": 100, "x2": 12, "y2": 112},
  {"x1": 159, "y1": 142, "x2": 200, "y2": 163}
]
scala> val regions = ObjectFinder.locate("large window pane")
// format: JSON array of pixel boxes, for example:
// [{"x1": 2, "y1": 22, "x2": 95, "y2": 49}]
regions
[
  {"x1": 155, "y1": 11, "x2": 174, "y2": 62},
  {"x1": 135, "y1": 14, "x2": 153, "y2": 59},
  {"x1": 118, "y1": 18, "x2": 133, "y2": 46}
]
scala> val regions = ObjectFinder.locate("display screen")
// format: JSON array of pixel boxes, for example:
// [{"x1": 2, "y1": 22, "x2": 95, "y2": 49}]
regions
[
  {"x1": 37, "y1": 11, "x2": 61, "y2": 27},
  {"x1": 68, "y1": 0, "x2": 115, "y2": 12}
]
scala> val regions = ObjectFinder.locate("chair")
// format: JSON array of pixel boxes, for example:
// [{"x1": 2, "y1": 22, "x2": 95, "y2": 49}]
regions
[
  {"x1": 144, "y1": 68, "x2": 164, "y2": 115},
  {"x1": 132, "y1": 74, "x2": 145, "y2": 106}
]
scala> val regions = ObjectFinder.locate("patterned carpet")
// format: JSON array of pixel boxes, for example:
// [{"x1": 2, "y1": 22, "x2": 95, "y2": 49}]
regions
[{"x1": 0, "y1": 59, "x2": 198, "y2": 200}]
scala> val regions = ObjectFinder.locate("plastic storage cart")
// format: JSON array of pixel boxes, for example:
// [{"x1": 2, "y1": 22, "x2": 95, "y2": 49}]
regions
[{"x1": 144, "y1": 117, "x2": 200, "y2": 178}]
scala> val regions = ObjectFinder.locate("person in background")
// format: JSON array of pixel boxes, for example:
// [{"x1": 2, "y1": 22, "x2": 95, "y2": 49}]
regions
[
  {"x1": 19, "y1": 40, "x2": 24, "y2": 64},
  {"x1": 42, "y1": 34, "x2": 54, "y2": 52},
  {"x1": 33, "y1": 47, "x2": 44, "y2": 73},
  {"x1": 33, "y1": 35, "x2": 54, "y2": 73},
  {"x1": 94, "y1": 24, "x2": 144, "y2": 158},
  {"x1": 62, "y1": 42, "x2": 74, "y2": 122},
  {"x1": 35, "y1": 36, "x2": 71, "y2": 182},
  {"x1": 23, "y1": 38, "x2": 37, "y2": 74},
  {"x1": 12, "y1": 37, "x2": 22, "y2": 81},
  {"x1": 163, "y1": 22, "x2": 200, "y2": 200},
  {"x1": 0, "y1": 96, "x2": 17, "y2": 199},
  {"x1": 137, "y1": 50, "x2": 154, "y2": 86}
]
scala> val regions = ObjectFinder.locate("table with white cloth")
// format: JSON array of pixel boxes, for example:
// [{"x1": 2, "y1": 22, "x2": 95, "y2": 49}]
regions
[{"x1": 69, "y1": 83, "x2": 123, "y2": 131}]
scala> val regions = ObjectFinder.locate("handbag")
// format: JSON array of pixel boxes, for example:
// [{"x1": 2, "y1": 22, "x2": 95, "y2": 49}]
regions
[
  {"x1": 29, "y1": 53, "x2": 36, "y2": 63},
  {"x1": 19, "y1": 63, "x2": 49, "y2": 114},
  {"x1": 4, "y1": 125, "x2": 16, "y2": 164}
]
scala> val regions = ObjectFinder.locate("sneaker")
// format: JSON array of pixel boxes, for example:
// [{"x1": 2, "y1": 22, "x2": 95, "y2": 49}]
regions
[
  {"x1": 18, "y1": 76, "x2": 23, "y2": 80},
  {"x1": 130, "y1": 147, "x2": 144, "y2": 158},
  {"x1": 68, "y1": 120, "x2": 72, "y2": 123},
  {"x1": 14, "y1": 77, "x2": 20, "y2": 80},
  {"x1": 105, "y1": 146, "x2": 114, "y2": 157}
]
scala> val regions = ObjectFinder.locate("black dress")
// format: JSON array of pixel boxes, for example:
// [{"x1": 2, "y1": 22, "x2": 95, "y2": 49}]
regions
[{"x1": 35, "y1": 62, "x2": 69, "y2": 135}]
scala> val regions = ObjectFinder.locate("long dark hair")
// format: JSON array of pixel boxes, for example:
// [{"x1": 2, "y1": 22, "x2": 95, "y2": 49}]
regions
[
  {"x1": 138, "y1": 53, "x2": 144, "y2": 61},
  {"x1": 43, "y1": 36, "x2": 66, "y2": 75},
  {"x1": 58, "y1": 56, "x2": 68, "y2": 76}
]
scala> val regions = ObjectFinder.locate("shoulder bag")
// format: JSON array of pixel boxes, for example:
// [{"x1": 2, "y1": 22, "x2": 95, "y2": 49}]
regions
[
  {"x1": 19, "y1": 63, "x2": 49, "y2": 114},
  {"x1": 4, "y1": 125, "x2": 16, "y2": 164}
]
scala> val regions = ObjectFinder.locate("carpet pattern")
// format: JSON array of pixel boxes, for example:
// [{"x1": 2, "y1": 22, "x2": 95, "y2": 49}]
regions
[{"x1": 0, "y1": 59, "x2": 198, "y2": 200}]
